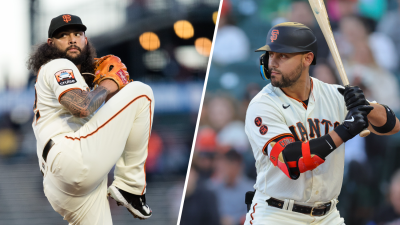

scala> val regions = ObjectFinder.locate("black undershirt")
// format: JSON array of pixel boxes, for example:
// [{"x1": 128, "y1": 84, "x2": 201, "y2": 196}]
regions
[{"x1": 302, "y1": 98, "x2": 309, "y2": 106}]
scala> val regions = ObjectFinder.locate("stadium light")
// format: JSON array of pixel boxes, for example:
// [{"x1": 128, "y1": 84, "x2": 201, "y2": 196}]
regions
[
  {"x1": 213, "y1": 11, "x2": 218, "y2": 24},
  {"x1": 139, "y1": 32, "x2": 160, "y2": 51},
  {"x1": 143, "y1": 50, "x2": 170, "y2": 71},
  {"x1": 194, "y1": 37, "x2": 212, "y2": 56},
  {"x1": 173, "y1": 20, "x2": 194, "y2": 39}
]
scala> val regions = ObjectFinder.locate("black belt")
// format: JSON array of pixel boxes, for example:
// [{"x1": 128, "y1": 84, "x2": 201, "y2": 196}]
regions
[
  {"x1": 42, "y1": 139, "x2": 55, "y2": 162},
  {"x1": 266, "y1": 197, "x2": 332, "y2": 217}
]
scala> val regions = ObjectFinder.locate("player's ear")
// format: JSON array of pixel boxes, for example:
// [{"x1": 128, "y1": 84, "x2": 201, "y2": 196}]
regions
[
  {"x1": 303, "y1": 52, "x2": 314, "y2": 67},
  {"x1": 47, "y1": 38, "x2": 53, "y2": 46}
]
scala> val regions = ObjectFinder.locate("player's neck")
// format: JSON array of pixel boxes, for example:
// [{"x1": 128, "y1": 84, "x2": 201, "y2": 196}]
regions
[
  {"x1": 280, "y1": 74, "x2": 311, "y2": 101},
  {"x1": 76, "y1": 65, "x2": 81, "y2": 71}
]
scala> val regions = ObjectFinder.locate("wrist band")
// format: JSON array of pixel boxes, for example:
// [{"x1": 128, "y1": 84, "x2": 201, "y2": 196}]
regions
[
  {"x1": 371, "y1": 104, "x2": 396, "y2": 133},
  {"x1": 334, "y1": 124, "x2": 354, "y2": 142}
]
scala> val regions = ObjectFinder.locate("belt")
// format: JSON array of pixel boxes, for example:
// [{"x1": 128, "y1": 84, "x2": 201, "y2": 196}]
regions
[
  {"x1": 266, "y1": 197, "x2": 332, "y2": 217},
  {"x1": 41, "y1": 139, "x2": 55, "y2": 176},
  {"x1": 42, "y1": 139, "x2": 55, "y2": 162}
]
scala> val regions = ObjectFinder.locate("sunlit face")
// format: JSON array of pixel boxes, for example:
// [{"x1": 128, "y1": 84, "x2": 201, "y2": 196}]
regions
[
  {"x1": 268, "y1": 51, "x2": 306, "y2": 88},
  {"x1": 47, "y1": 27, "x2": 87, "y2": 60}
]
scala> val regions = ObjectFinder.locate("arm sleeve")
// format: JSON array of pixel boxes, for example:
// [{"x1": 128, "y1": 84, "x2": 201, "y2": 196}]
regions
[
  {"x1": 245, "y1": 100, "x2": 294, "y2": 156},
  {"x1": 44, "y1": 59, "x2": 87, "y2": 102}
]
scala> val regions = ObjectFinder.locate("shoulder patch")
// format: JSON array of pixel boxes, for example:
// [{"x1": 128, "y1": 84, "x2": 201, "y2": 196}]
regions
[
  {"x1": 260, "y1": 125, "x2": 268, "y2": 135},
  {"x1": 55, "y1": 69, "x2": 77, "y2": 86},
  {"x1": 255, "y1": 117, "x2": 262, "y2": 127}
]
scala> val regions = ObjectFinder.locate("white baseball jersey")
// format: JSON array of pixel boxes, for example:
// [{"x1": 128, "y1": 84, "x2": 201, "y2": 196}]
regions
[
  {"x1": 33, "y1": 59, "x2": 91, "y2": 171},
  {"x1": 33, "y1": 58, "x2": 154, "y2": 224},
  {"x1": 245, "y1": 77, "x2": 347, "y2": 204}
]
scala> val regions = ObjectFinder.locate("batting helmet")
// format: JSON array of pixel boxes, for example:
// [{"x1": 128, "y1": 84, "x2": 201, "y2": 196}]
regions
[{"x1": 256, "y1": 22, "x2": 318, "y2": 80}]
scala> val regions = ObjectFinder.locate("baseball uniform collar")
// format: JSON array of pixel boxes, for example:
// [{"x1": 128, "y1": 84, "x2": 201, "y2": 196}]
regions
[{"x1": 279, "y1": 78, "x2": 315, "y2": 110}]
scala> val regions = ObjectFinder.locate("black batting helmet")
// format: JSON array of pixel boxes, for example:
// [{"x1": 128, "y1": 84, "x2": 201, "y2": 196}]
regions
[{"x1": 256, "y1": 22, "x2": 318, "y2": 80}]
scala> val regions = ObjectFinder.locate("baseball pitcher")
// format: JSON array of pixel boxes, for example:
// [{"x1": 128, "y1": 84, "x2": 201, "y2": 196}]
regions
[
  {"x1": 28, "y1": 14, "x2": 154, "y2": 224},
  {"x1": 244, "y1": 22, "x2": 400, "y2": 224}
]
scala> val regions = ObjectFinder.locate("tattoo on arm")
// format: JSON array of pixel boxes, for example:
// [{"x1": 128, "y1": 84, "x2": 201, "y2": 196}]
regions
[{"x1": 60, "y1": 86, "x2": 110, "y2": 118}]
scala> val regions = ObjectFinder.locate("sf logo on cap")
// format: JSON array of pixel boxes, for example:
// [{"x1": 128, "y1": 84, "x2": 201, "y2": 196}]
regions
[
  {"x1": 62, "y1": 15, "x2": 71, "y2": 23},
  {"x1": 270, "y1": 29, "x2": 279, "y2": 42}
]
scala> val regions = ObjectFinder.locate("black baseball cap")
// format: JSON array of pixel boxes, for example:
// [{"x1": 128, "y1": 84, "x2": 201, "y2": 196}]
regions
[
  {"x1": 48, "y1": 14, "x2": 87, "y2": 38},
  {"x1": 255, "y1": 22, "x2": 318, "y2": 65}
]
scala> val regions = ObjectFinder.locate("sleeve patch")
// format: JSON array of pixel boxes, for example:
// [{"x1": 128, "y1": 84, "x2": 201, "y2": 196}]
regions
[
  {"x1": 55, "y1": 69, "x2": 77, "y2": 86},
  {"x1": 276, "y1": 136, "x2": 295, "y2": 148},
  {"x1": 262, "y1": 133, "x2": 295, "y2": 156},
  {"x1": 260, "y1": 125, "x2": 268, "y2": 135},
  {"x1": 255, "y1": 117, "x2": 262, "y2": 127}
]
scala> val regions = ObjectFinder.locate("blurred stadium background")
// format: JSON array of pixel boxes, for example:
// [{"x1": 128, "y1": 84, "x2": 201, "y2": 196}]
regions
[
  {"x1": 0, "y1": 0, "x2": 220, "y2": 224},
  {"x1": 182, "y1": 0, "x2": 400, "y2": 225}
]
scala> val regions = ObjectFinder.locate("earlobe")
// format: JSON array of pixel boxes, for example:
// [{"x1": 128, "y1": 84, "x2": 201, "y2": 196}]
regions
[
  {"x1": 47, "y1": 38, "x2": 53, "y2": 46},
  {"x1": 305, "y1": 53, "x2": 313, "y2": 66}
]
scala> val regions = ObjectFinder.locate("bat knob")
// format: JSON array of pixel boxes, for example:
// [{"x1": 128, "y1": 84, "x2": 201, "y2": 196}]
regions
[{"x1": 359, "y1": 129, "x2": 370, "y2": 137}]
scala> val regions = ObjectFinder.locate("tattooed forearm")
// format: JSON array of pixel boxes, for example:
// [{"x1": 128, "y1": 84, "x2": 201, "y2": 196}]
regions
[
  {"x1": 60, "y1": 86, "x2": 110, "y2": 118},
  {"x1": 87, "y1": 88, "x2": 108, "y2": 114}
]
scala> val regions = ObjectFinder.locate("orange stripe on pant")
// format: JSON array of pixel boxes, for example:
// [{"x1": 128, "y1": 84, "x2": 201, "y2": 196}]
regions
[
  {"x1": 65, "y1": 94, "x2": 152, "y2": 195},
  {"x1": 250, "y1": 203, "x2": 258, "y2": 224},
  {"x1": 65, "y1": 95, "x2": 151, "y2": 140},
  {"x1": 142, "y1": 98, "x2": 152, "y2": 194}
]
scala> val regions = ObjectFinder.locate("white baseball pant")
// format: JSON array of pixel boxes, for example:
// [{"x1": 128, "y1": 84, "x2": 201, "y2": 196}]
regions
[
  {"x1": 244, "y1": 191, "x2": 345, "y2": 225},
  {"x1": 42, "y1": 81, "x2": 154, "y2": 225}
]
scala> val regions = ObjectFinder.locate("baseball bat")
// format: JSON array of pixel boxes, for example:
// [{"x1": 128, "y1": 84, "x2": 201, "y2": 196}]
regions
[{"x1": 308, "y1": 0, "x2": 370, "y2": 137}]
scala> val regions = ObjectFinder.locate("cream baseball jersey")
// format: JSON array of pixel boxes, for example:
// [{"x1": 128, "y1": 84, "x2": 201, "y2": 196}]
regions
[
  {"x1": 32, "y1": 59, "x2": 91, "y2": 170},
  {"x1": 245, "y1": 77, "x2": 347, "y2": 204}
]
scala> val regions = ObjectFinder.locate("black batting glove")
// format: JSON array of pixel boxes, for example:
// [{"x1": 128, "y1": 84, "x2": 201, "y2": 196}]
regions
[
  {"x1": 343, "y1": 105, "x2": 373, "y2": 135},
  {"x1": 338, "y1": 86, "x2": 369, "y2": 110},
  {"x1": 335, "y1": 105, "x2": 374, "y2": 142}
]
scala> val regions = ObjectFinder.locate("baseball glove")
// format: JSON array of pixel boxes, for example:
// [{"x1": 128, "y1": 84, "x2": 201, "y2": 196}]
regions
[{"x1": 93, "y1": 55, "x2": 131, "y2": 90}]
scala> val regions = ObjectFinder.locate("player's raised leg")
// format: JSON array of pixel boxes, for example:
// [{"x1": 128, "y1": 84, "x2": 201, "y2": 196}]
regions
[
  {"x1": 64, "y1": 81, "x2": 154, "y2": 192},
  {"x1": 43, "y1": 81, "x2": 154, "y2": 222},
  {"x1": 108, "y1": 81, "x2": 154, "y2": 219}
]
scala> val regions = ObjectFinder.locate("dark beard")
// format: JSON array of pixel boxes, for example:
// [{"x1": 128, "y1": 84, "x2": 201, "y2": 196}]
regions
[
  {"x1": 27, "y1": 41, "x2": 97, "y2": 88},
  {"x1": 62, "y1": 45, "x2": 87, "y2": 66},
  {"x1": 269, "y1": 61, "x2": 303, "y2": 88}
]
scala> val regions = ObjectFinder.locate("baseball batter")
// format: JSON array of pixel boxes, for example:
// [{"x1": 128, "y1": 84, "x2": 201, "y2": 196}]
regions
[
  {"x1": 28, "y1": 14, "x2": 153, "y2": 224},
  {"x1": 243, "y1": 22, "x2": 400, "y2": 225}
]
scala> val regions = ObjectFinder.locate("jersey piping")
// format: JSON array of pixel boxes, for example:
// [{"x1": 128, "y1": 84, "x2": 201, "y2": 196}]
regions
[
  {"x1": 262, "y1": 133, "x2": 294, "y2": 155},
  {"x1": 58, "y1": 88, "x2": 84, "y2": 103},
  {"x1": 279, "y1": 79, "x2": 314, "y2": 110}
]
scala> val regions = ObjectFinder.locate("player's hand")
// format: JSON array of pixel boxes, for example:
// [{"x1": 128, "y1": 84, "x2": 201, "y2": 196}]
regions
[
  {"x1": 343, "y1": 105, "x2": 373, "y2": 136},
  {"x1": 338, "y1": 86, "x2": 369, "y2": 110}
]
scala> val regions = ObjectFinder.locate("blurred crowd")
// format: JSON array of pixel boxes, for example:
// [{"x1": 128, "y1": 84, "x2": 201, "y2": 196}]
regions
[{"x1": 182, "y1": 0, "x2": 400, "y2": 225}]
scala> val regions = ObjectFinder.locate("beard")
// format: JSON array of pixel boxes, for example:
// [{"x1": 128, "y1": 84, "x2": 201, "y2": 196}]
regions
[
  {"x1": 57, "y1": 45, "x2": 87, "y2": 65},
  {"x1": 269, "y1": 61, "x2": 303, "y2": 88},
  {"x1": 28, "y1": 41, "x2": 97, "y2": 88}
]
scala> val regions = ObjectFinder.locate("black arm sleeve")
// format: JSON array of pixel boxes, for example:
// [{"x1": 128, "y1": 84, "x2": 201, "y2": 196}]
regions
[
  {"x1": 280, "y1": 134, "x2": 337, "y2": 179},
  {"x1": 283, "y1": 134, "x2": 337, "y2": 162}
]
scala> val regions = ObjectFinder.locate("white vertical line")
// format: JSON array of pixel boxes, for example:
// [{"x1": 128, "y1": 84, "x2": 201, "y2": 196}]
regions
[{"x1": 175, "y1": 0, "x2": 224, "y2": 224}]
